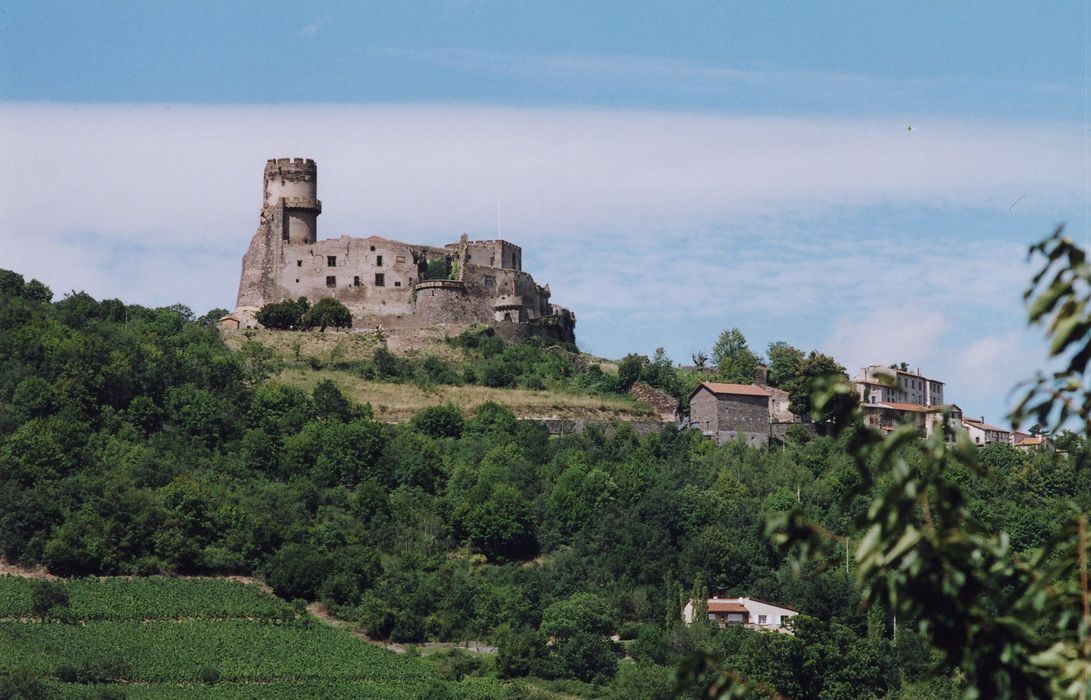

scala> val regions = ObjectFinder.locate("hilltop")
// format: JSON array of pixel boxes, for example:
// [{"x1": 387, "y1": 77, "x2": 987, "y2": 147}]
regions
[{"x1": 220, "y1": 325, "x2": 659, "y2": 423}]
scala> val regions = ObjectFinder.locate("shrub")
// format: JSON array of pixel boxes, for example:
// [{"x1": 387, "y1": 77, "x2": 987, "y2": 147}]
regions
[
  {"x1": 198, "y1": 666, "x2": 221, "y2": 685},
  {"x1": 255, "y1": 297, "x2": 310, "y2": 330},
  {"x1": 30, "y1": 579, "x2": 69, "y2": 620},
  {"x1": 262, "y1": 543, "x2": 331, "y2": 601},
  {"x1": 373, "y1": 347, "x2": 407, "y2": 380},
  {"x1": 302, "y1": 297, "x2": 352, "y2": 331},
  {"x1": 412, "y1": 404, "x2": 466, "y2": 439}
]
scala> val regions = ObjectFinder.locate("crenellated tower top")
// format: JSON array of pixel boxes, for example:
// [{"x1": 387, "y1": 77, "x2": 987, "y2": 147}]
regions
[{"x1": 263, "y1": 157, "x2": 321, "y2": 244}]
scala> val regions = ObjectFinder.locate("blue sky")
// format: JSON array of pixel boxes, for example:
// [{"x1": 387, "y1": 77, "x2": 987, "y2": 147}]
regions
[{"x1": 0, "y1": 2, "x2": 1087, "y2": 425}]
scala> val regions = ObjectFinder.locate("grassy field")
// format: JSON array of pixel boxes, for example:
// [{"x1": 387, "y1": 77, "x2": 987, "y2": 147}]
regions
[
  {"x1": 0, "y1": 575, "x2": 506, "y2": 699},
  {"x1": 273, "y1": 366, "x2": 653, "y2": 423}
]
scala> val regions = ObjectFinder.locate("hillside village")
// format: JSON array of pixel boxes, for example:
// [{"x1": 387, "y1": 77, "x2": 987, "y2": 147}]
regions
[{"x1": 687, "y1": 364, "x2": 1049, "y2": 449}]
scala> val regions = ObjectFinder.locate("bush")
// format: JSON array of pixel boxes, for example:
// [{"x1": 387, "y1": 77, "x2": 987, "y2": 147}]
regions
[
  {"x1": 30, "y1": 579, "x2": 69, "y2": 620},
  {"x1": 302, "y1": 297, "x2": 352, "y2": 331},
  {"x1": 412, "y1": 404, "x2": 466, "y2": 439},
  {"x1": 481, "y1": 362, "x2": 516, "y2": 388},
  {"x1": 198, "y1": 666, "x2": 221, "y2": 685},
  {"x1": 256, "y1": 297, "x2": 310, "y2": 330},
  {"x1": 262, "y1": 544, "x2": 331, "y2": 601},
  {"x1": 373, "y1": 347, "x2": 407, "y2": 380}
]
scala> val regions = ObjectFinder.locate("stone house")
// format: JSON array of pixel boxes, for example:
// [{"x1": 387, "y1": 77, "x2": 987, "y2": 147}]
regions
[
  {"x1": 688, "y1": 382, "x2": 774, "y2": 446},
  {"x1": 861, "y1": 401, "x2": 963, "y2": 440},
  {"x1": 961, "y1": 416, "x2": 1011, "y2": 446}
]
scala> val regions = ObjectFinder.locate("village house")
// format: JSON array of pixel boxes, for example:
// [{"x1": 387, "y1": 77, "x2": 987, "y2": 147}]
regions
[
  {"x1": 961, "y1": 416, "x2": 1011, "y2": 446},
  {"x1": 855, "y1": 365, "x2": 945, "y2": 406},
  {"x1": 860, "y1": 401, "x2": 963, "y2": 440},
  {"x1": 688, "y1": 382, "x2": 795, "y2": 445},
  {"x1": 682, "y1": 597, "x2": 799, "y2": 633}
]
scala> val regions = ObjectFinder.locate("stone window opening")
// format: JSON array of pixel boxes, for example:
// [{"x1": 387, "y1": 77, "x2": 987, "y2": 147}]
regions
[
  {"x1": 376, "y1": 255, "x2": 383, "y2": 267},
  {"x1": 375, "y1": 273, "x2": 385, "y2": 287},
  {"x1": 353, "y1": 276, "x2": 360, "y2": 287},
  {"x1": 394, "y1": 281, "x2": 401, "y2": 287},
  {"x1": 297, "y1": 260, "x2": 302, "y2": 267},
  {"x1": 369, "y1": 245, "x2": 375, "y2": 251},
  {"x1": 327, "y1": 256, "x2": 336, "y2": 267},
  {"x1": 326, "y1": 276, "x2": 336, "y2": 287}
]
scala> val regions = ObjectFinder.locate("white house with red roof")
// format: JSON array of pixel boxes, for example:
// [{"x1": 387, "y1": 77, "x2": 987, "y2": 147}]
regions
[{"x1": 682, "y1": 596, "x2": 799, "y2": 633}]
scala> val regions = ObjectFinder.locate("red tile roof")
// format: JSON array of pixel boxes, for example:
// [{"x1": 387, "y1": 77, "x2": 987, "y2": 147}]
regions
[
  {"x1": 693, "y1": 382, "x2": 770, "y2": 398},
  {"x1": 707, "y1": 601, "x2": 749, "y2": 614},
  {"x1": 1016, "y1": 436, "x2": 1045, "y2": 446}
]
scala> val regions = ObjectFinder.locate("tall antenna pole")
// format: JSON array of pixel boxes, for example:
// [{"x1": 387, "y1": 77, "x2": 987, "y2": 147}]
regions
[{"x1": 497, "y1": 200, "x2": 502, "y2": 238}]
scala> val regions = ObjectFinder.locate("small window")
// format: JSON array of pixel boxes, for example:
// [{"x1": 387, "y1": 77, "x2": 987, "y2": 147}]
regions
[
  {"x1": 396, "y1": 255, "x2": 405, "y2": 263},
  {"x1": 483, "y1": 275, "x2": 496, "y2": 289},
  {"x1": 757, "y1": 614, "x2": 767, "y2": 624},
  {"x1": 394, "y1": 281, "x2": 401, "y2": 287},
  {"x1": 326, "y1": 276, "x2": 336, "y2": 287},
  {"x1": 369, "y1": 245, "x2": 375, "y2": 251},
  {"x1": 353, "y1": 276, "x2": 360, "y2": 287},
  {"x1": 327, "y1": 256, "x2": 336, "y2": 267},
  {"x1": 297, "y1": 260, "x2": 302, "y2": 267},
  {"x1": 375, "y1": 273, "x2": 385, "y2": 287},
  {"x1": 376, "y1": 255, "x2": 383, "y2": 267}
]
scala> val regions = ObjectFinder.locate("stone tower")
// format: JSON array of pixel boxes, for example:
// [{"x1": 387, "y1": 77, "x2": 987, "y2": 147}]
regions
[{"x1": 263, "y1": 158, "x2": 321, "y2": 244}]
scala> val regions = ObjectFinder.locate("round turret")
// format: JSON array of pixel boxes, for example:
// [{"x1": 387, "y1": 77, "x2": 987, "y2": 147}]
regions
[{"x1": 263, "y1": 158, "x2": 321, "y2": 244}]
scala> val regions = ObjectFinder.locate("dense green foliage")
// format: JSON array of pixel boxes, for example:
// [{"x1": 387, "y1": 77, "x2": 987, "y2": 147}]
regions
[{"x1": 0, "y1": 261, "x2": 1087, "y2": 697}]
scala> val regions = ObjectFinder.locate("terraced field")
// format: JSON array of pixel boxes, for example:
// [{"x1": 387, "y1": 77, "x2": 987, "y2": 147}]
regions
[{"x1": 0, "y1": 576, "x2": 505, "y2": 699}]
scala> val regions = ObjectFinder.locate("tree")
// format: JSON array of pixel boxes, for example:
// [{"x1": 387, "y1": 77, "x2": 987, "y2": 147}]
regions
[
  {"x1": 766, "y1": 341, "x2": 804, "y2": 388},
  {"x1": 411, "y1": 403, "x2": 465, "y2": 439},
  {"x1": 262, "y1": 543, "x2": 330, "y2": 601},
  {"x1": 784, "y1": 351, "x2": 857, "y2": 427},
  {"x1": 711, "y1": 328, "x2": 761, "y2": 383},
  {"x1": 302, "y1": 297, "x2": 352, "y2": 331},
  {"x1": 255, "y1": 297, "x2": 310, "y2": 330},
  {"x1": 312, "y1": 380, "x2": 352, "y2": 421},
  {"x1": 541, "y1": 593, "x2": 620, "y2": 682}
]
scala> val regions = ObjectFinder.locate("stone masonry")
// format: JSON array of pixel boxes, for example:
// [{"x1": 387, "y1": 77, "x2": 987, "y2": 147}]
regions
[{"x1": 233, "y1": 158, "x2": 575, "y2": 343}]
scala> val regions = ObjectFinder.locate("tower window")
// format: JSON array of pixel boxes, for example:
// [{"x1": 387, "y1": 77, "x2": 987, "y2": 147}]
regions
[
  {"x1": 375, "y1": 273, "x2": 385, "y2": 287},
  {"x1": 394, "y1": 281, "x2": 401, "y2": 287},
  {"x1": 326, "y1": 276, "x2": 336, "y2": 287},
  {"x1": 327, "y1": 256, "x2": 336, "y2": 267},
  {"x1": 376, "y1": 255, "x2": 383, "y2": 267},
  {"x1": 297, "y1": 260, "x2": 302, "y2": 267},
  {"x1": 369, "y1": 245, "x2": 375, "y2": 251},
  {"x1": 353, "y1": 276, "x2": 360, "y2": 287}
]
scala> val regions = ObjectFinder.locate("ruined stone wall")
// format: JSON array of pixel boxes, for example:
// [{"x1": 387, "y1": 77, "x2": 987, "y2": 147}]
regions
[{"x1": 414, "y1": 282, "x2": 492, "y2": 325}]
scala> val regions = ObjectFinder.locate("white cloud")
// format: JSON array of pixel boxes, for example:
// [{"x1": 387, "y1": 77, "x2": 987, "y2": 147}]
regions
[{"x1": 301, "y1": 15, "x2": 331, "y2": 38}]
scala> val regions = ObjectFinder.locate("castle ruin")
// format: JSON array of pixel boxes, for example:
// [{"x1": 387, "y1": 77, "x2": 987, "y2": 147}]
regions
[{"x1": 232, "y1": 158, "x2": 575, "y2": 342}]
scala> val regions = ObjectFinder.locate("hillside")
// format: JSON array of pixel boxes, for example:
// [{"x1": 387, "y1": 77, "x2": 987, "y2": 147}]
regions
[
  {"x1": 0, "y1": 575, "x2": 505, "y2": 698},
  {"x1": 221, "y1": 326, "x2": 658, "y2": 423}
]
